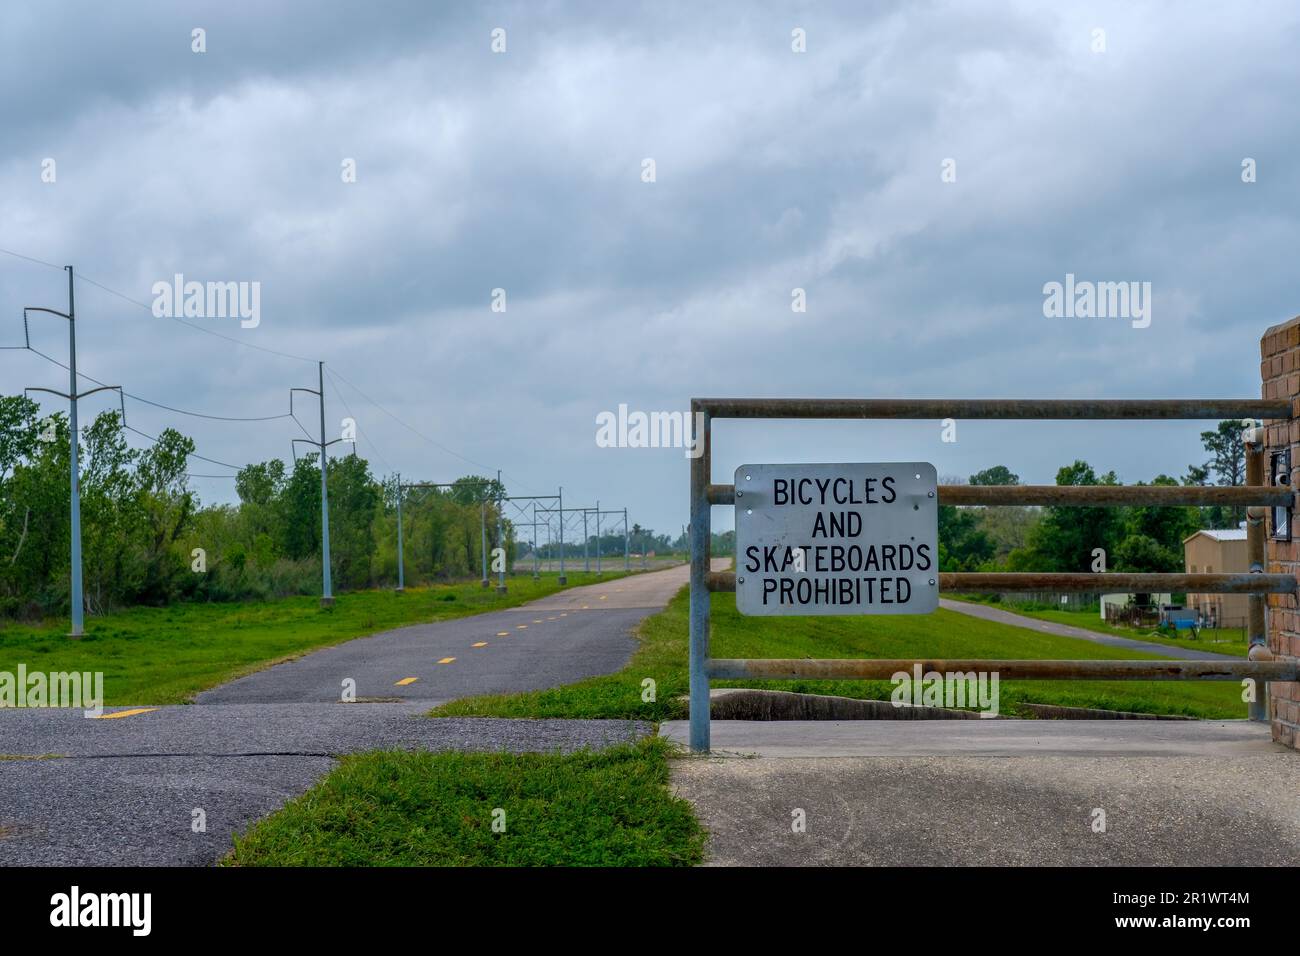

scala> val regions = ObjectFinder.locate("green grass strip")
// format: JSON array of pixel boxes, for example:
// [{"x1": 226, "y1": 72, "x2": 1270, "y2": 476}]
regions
[{"x1": 226, "y1": 737, "x2": 704, "y2": 867}]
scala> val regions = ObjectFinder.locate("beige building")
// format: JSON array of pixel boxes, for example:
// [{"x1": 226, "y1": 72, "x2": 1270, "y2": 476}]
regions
[{"x1": 1183, "y1": 528, "x2": 1248, "y2": 629}]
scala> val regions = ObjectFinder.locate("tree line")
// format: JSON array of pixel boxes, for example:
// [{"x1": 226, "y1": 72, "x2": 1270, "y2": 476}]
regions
[
  {"x1": 0, "y1": 396, "x2": 1252, "y2": 618},
  {"x1": 0, "y1": 395, "x2": 665, "y2": 620},
  {"x1": 938, "y1": 421, "x2": 1250, "y2": 573}
]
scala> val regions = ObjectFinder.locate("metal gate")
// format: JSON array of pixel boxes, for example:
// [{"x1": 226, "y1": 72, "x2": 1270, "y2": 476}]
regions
[{"x1": 687, "y1": 398, "x2": 1300, "y2": 752}]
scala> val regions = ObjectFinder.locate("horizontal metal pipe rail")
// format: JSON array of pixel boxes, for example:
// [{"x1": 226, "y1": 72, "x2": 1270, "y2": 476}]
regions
[
  {"x1": 708, "y1": 483, "x2": 1294, "y2": 507},
  {"x1": 707, "y1": 570, "x2": 1297, "y2": 595},
  {"x1": 709, "y1": 658, "x2": 1300, "y2": 682},
  {"x1": 688, "y1": 394, "x2": 1298, "y2": 753},
  {"x1": 695, "y1": 397, "x2": 1291, "y2": 420}
]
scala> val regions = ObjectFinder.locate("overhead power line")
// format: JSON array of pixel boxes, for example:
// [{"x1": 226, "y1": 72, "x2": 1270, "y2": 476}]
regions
[
  {"x1": 326, "y1": 363, "x2": 540, "y2": 493},
  {"x1": 22, "y1": 346, "x2": 244, "y2": 473},
  {"x1": 0, "y1": 245, "x2": 319, "y2": 365},
  {"x1": 324, "y1": 365, "x2": 393, "y2": 473},
  {"x1": 123, "y1": 423, "x2": 243, "y2": 471},
  {"x1": 3, "y1": 247, "x2": 564, "y2": 500},
  {"x1": 26, "y1": 346, "x2": 289, "y2": 424}
]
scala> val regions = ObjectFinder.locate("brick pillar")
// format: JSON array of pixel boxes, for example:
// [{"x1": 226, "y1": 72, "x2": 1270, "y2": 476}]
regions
[{"x1": 1260, "y1": 317, "x2": 1300, "y2": 747}]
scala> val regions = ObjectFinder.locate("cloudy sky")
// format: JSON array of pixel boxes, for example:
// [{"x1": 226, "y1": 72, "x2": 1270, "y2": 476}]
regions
[{"x1": 2, "y1": 0, "x2": 1298, "y2": 537}]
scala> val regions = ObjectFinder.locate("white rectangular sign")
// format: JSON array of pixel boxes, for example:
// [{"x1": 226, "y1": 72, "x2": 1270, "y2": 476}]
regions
[{"x1": 734, "y1": 462, "x2": 939, "y2": 616}]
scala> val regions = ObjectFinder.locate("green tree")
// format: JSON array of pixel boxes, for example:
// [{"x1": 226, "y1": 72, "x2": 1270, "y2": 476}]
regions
[
  {"x1": 1121, "y1": 474, "x2": 1198, "y2": 565},
  {"x1": 326, "y1": 453, "x2": 381, "y2": 589},
  {"x1": 969, "y1": 465, "x2": 1020, "y2": 486},
  {"x1": 278, "y1": 455, "x2": 323, "y2": 560},
  {"x1": 1018, "y1": 461, "x2": 1122, "y2": 572},
  {"x1": 1192, "y1": 420, "x2": 1248, "y2": 528},
  {"x1": 938, "y1": 505, "x2": 995, "y2": 571}
]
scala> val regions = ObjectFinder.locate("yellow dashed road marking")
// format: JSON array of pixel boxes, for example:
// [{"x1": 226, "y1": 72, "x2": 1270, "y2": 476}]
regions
[
  {"x1": 599, "y1": 595, "x2": 608, "y2": 601},
  {"x1": 395, "y1": 677, "x2": 419, "y2": 686},
  {"x1": 497, "y1": 631, "x2": 510, "y2": 637},
  {"x1": 472, "y1": 642, "x2": 488, "y2": 648},
  {"x1": 90, "y1": 708, "x2": 156, "y2": 720},
  {"x1": 517, "y1": 625, "x2": 527, "y2": 630},
  {"x1": 533, "y1": 619, "x2": 542, "y2": 624},
  {"x1": 546, "y1": 616, "x2": 557, "y2": 621},
  {"x1": 438, "y1": 657, "x2": 456, "y2": 664}
]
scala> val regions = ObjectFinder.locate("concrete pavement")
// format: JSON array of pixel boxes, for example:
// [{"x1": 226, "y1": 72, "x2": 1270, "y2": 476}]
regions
[
  {"x1": 198, "y1": 563, "x2": 703, "y2": 704},
  {"x1": 662, "y1": 719, "x2": 1300, "y2": 865}
]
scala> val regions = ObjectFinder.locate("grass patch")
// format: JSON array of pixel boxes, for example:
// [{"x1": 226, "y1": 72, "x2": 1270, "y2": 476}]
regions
[
  {"x1": 432, "y1": 586, "x2": 1247, "y2": 720},
  {"x1": 225, "y1": 737, "x2": 703, "y2": 867},
  {"x1": 0, "y1": 572, "x2": 628, "y2": 705}
]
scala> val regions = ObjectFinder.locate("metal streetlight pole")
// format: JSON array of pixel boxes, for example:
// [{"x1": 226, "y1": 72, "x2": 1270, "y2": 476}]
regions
[
  {"x1": 318, "y1": 362, "x2": 333, "y2": 606},
  {"x1": 596, "y1": 500, "x2": 602, "y2": 575},
  {"x1": 480, "y1": 498, "x2": 489, "y2": 587},
  {"x1": 495, "y1": 470, "x2": 507, "y2": 593},
  {"x1": 623, "y1": 507, "x2": 630, "y2": 571},
  {"x1": 395, "y1": 473, "x2": 404, "y2": 594},
  {"x1": 66, "y1": 270, "x2": 80, "y2": 634},
  {"x1": 22, "y1": 268, "x2": 120, "y2": 637},
  {"x1": 557, "y1": 486, "x2": 566, "y2": 585},
  {"x1": 290, "y1": 364, "x2": 342, "y2": 607}
]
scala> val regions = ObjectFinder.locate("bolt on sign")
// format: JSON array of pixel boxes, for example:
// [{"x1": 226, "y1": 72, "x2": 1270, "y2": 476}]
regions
[{"x1": 735, "y1": 463, "x2": 939, "y2": 615}]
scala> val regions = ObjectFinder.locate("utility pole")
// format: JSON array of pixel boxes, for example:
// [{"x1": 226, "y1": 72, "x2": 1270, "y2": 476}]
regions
[
  {"x1": 480, "y1": 498, "x2": 489, "y2": 587},
  {"x1": 596, "y1": 500, "x2": 602, "y2": 575},
  {"x1": 532, "y1": 500, "x2": 540, "y2": 580},
  {"x1": 583, "y1": 508, "x2": 590, "y2": 572},
  {"x1": 318, "y1": 362, "x2": 332, "y2": 605},
  {"x1": 22, "y1": 267, "x2": 119, "y2": 637},
  {"x1": 495, "y1": 470, "x2": 507, "y2": 593},
  {"x1": 623, "y1": 507, "x2": 630, "y2": 571},
  {"x1": 291, "y1": 362, "x2": 342, "y2": 607},
  {"x1": 395, "y1": 472, "x2": 404, "y2": 594},
  {"x1": 557, "y1": 486, "x2": 566, "y2": 585}
]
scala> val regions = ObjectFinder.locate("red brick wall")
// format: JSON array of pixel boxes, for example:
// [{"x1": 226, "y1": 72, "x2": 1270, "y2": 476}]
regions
[{"x1": 1261, "y1": 317, "x2": 1300, "y2": 747}]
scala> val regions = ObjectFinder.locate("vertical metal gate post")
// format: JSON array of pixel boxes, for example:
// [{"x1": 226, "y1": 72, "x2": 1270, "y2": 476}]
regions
[
  {"x1": 1246, "y1": 429, "x2": 1269, "y2": 721},
  {"x1": 688, "y1": 403, "x2": 712, "y2": 752}
]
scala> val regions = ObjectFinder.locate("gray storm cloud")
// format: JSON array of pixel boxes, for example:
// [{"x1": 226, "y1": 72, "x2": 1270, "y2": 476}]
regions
[{"x1": 2, "y1": 0, "x2": 1298, "y2": 533}]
